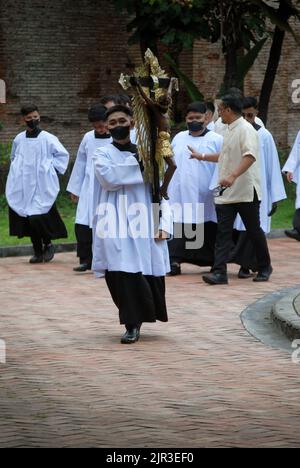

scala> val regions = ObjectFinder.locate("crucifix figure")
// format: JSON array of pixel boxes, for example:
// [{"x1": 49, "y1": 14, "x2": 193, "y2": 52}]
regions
[{"x1": 119, "y1": 49, "x2": 178, "y2": 205}]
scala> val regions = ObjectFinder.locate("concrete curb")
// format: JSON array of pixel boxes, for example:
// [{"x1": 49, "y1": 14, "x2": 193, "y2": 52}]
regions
[
  {"x1": 0, "y1": 229, "x2": 289, "y2": 258},
  {"x1": 0, "y1": 243, "x2": 77, "y2": 258},
  {"x1": 271, "y1": 290, "x2": 300, "y2": 341}
]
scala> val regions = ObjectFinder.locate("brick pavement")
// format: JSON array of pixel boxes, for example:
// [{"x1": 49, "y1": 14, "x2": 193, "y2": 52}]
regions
[{"x1": 0, "y1": 238, "x2": 300, "y2": 448}]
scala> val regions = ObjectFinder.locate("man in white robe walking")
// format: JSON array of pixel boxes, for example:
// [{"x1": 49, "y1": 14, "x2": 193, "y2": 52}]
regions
[
  {"x1": 6, "y1": 104, "x2": 69, "y2": 264},
  {"x1": 168, "y1": 101, "x2": 223, "y2": 275},
  {"x1": 67, "y1": 104, "x2": 112, "y2": 272},
  {"x1": 92, "y1": 105, "x2": 171, "y2": 344}
]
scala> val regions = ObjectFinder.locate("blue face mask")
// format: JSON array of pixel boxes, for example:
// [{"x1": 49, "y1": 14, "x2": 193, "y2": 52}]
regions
[{"x1": 188, "y1": 121, "x2": 204, "y2": 133}]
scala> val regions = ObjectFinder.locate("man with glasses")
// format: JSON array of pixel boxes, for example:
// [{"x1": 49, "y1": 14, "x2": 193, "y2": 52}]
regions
[
  {"x1": 189, "y1": 94, "x2": 272, "y2": 285},
  {"x1": 231, "y1": 97, "x2": 286, "y2": 278}
]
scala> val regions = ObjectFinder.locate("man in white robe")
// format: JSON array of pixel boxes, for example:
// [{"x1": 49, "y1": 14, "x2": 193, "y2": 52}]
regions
[
  {"x1": 67, "y1": 104, "x2": 112, "y2": 272},
  {"x1": 205, "y1": 101, "x2": 216, "y2": 131},
  {"x1": 6, "y1": 104, "x2": 69, "y2": 263},
  {"x1": 231, "y1": 97, "x2": 286, "y2": 276},
  {"x1": 167, "y1": 101, "x2": 223, "y2": 275},
  {"x1": 282, "y1": 131, "x2": 300, "y2": 241},
  {"x1": 92, "y1": 105, "x2": 170, "y2": 344}
]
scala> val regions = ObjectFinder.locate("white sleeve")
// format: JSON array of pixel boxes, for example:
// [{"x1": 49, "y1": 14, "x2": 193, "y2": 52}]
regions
[
  {"x1": 10, "y1": 138, "x2": 18, "y2": 162},
  {"x1": 50, "y1": 136, "x2": 70, "y2": 175},
  {"x1": 264, "y1": 133, "x2": 287, "y2": 207},
  {"x1": 93, "y1": 149, "x2": 144, "y2": 192},
  {"x1": 282, "y1": 132, "x2": 300, "y2": 174},
  {"x1": 67, "y1": 137, "x2": 87, "y2": 196}
]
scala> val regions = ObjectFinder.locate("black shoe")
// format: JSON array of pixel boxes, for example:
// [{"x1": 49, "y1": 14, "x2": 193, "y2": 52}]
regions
[
  {"x1": 121, "y1": 326, "x2": 141, "y2": 344},
  {"x1": 44, "y1": 244, "x2": 55, "y2": 263},
  {"x1": 73, "y1": 263, "x2": 92, "y2": 272},
  {"x1": 238, "y1": 267, "x2": 252, "y2": 279},
  {"x1": 168, "y1": 263, "x2": 181, "y2": 276},
  {"x1": 29, "y1": 254, "x2": 44, "y2": 264},
  {"x1": 202, "y1": 272, "x2": 228, "y2": 285},
  {"x1": 253, "y1": 266, "x2": 273, "y2": 282},
  {"x1": 285, "y1": 229, "x2": 300, "y2": 241}
]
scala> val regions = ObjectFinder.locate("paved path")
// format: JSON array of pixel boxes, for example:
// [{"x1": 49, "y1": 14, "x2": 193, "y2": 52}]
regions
[{"x1": 0, "y1": 238, "x2": 300, "y2": 448}]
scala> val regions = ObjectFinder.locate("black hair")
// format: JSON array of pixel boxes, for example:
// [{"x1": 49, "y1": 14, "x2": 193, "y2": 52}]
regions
[
  {"x1": 105, "y1": 105, "x2": 133, "y2": 121},
  {"x1": 226, "y1": 87, "x2": 243, "y2": 99},
  {"x1": 100, "y1": 95, "x2": 117, "y2": 106},
  {"x1": 88, "y1": 104, "x2": 107, "y2": 123},
  {"x1": 186, "y1": 101, "x2": 207, "y2": 116},
  {"x1": 221, "y1": 94, "x2": 243, "y2": 115},
  {"x1": 205, "y1": 101, "x2": 215, "y2": 114},
  {"x1": 243, "y1": 96, "x2": 258, "y2": 110},
  {"x1": 115, "y1": 94, "x2": 132, "y2": 107},
  {"x1": 21, "y1": 104, "x2": 39, "y2": 116}
]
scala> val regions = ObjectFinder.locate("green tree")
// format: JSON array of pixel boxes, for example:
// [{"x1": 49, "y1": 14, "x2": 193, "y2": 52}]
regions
[
  {"x1": 252, "y1": 0, "x2": 300, "y2": 124},
  {"x1": 114, "y1": 0, "x2": 268, "y2": 91}
]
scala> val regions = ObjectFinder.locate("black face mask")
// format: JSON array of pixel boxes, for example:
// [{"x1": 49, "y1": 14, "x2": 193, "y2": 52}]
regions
[
  {"x1": 110, "y1": 126, "x2": 131, "y2": 141},
  {"x1": 188, "y1": 121, "x2": 205, "y2": 133},
  {"x1": 26, "y1": 119, "x2": 40, "y2": 130}
]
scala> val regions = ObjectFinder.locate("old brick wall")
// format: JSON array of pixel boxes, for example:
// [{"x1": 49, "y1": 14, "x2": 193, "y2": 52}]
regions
[
  {"x1": 0, "y1": 0, "x2": 299, "y2": 160},
  {"x1": 192, "y1": 20, "x2": 300, "y2": 149},
  {"x1": 0, "y1": 0, "x2": 141, "y2": 158}
]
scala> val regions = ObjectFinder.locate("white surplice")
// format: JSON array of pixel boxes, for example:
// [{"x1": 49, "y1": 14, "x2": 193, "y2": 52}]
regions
[
  {"x1": 234, "y1": 127, "x2": 287, "y2": 233},
  {"x1": 92, "y1": 143, "x2": 170, "y2": 276},
  {"x1": 6, "y1": 131, "x2": 69, "y2": 217},
  {"x1": 168, "y1": 130, "x2": 223, "y2": 224},
  {"x1": 67, "y1": 131, "x2": 112, "y2": 227},
  {"x1": 282, "y1": 131, "x2": 300, "y2": 209}
]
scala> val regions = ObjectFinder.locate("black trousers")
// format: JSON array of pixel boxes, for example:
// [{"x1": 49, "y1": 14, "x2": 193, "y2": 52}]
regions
[
  {"x1": 75, "y1": 224, "x2": 93, "y2": 265},
  {"x1": 31, "y1": 233, "x2": 51, "y2": 256},
  {"x1": 105, "y1": 271, "x2": 168, "y2": 326},
  {"x1": 293, "y1": 209, "x2": 300, "y2": 233},
  {"x1": 213, "y1": 192, "x2": 271, "y2": 275},
  {"x1": 168, "y1": 222, "x2": 217, "y2": 267}
]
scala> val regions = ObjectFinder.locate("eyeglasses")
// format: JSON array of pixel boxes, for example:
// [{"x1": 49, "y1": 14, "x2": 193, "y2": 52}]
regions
[{"x1": 213, "y1": 186, "x2": 228, "y2": 197}]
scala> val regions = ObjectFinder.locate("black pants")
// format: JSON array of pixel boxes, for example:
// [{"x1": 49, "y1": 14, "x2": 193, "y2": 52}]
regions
[
  {"x1": 213, "y1": 192, "x2": 271, "y2": 275},
  {"x1": 105, "y1": 271, "x2": 168, "y2": 326},
  {"x1": 168, "y1": 222, "x2": 217, "y2": 267},
  {"x1": 293, "y1": 209, "x2": 300, "y2": 233},
  {"x1": 31, "y1": 234, "x2": 51, "y2": 256},
  {"x1": 75, "y1": 224, "x2": 93, "y2": 265}
]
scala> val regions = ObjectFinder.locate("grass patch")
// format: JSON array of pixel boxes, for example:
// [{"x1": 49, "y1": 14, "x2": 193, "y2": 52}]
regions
[{"x1": 0, "y1": 194, "x2": 76, "y2": 246}]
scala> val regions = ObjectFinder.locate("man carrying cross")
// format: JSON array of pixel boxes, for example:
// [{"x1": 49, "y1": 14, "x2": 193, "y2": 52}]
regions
[{"x1": 92, "y1": 51, "x2": 176, "y2": 344}]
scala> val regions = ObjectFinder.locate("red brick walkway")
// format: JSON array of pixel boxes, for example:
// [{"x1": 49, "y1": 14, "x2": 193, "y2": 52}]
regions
[{"x1": 0, "y1": 238, "x2": 300, "y2": 448}]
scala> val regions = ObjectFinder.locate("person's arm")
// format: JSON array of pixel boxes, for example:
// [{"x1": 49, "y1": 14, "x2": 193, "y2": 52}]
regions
[
  {"x1": 51, "y1": 136, "x2": 70, "y2": 175},
  {"x1": 167, "y1": 77, "x2": 177, "y2": 98},
  {"x1": 282, "y1": 131, "x2": 300, "y2": 183},
  {"x1": 10, "y1": 138, "x2": 18, "y2": 162},
  {"x1": 135, "y1": 80, "x2": 157, "y2": 112},
  {"x1": 67, "y1": 136, "x2": 88, "y2": 199},
  {"x1": 93, "y1": 148, "x2": 144, "y2": 192},
  {"x1": 220, "y1": 155, "x2": 255, "y2": 188},
  {"x1": 188, "y1": 145, "x2": 220, "y2": 163},
  {"x1": 160, "y1": 156, "x2": 177, "y2": 200}
]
